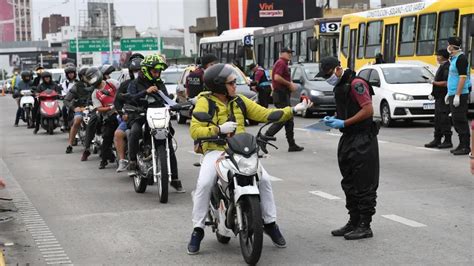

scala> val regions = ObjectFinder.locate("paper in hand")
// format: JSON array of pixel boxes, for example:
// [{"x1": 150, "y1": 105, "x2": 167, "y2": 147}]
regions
[{"x1": 304, "y1": 120, "x2": 332, "y2": 132}]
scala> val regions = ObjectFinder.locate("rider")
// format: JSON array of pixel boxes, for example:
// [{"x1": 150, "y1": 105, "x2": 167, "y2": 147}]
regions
[
  {"x1": 127, "y1": 54, "x2": 184, "y2": 192},
  {"x1": 187, "y1": 63, "x2": 311, "y2": 254},
  {"x1": 101, "y1": 64, "x2": 116, "y2": 81},
  {"x1": 13, "y1": 70, "x2": 33, "y2": 127},
  {"x1": 64, "y1": 66, "x2": 93, "y2": 154},
  {"x1": 84, "y1": 67, "x2": 120, "y2": 169},
  {"x1": 114, "y1": 54, "x2": 144, "y2": 172},
  {"x1": 185, "y1": 53, "x2": 218, "y2": 99},
  {"x1": 61, "y1": 64, "x2": 78, "y2": 131},
  {"x1": 33, "y1": 71, "x2": 62, "y2": 134},
  {"x1": 32, "y1": 66, "x2": 44, "y2": 87}
]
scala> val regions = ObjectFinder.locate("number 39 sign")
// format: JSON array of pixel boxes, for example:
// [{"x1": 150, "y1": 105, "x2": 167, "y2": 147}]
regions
[{"x1": 320, "y1": 22, "x2": 341, "y2": 33}]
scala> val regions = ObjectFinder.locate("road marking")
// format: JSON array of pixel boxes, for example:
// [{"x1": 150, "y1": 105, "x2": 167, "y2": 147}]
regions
[
  {"x1": 46, "y1": 261, "x2": 72, "y2": 265},
  {"x1": 0, "y1": 158, "x2": 71, "y2": 265},
  {"x1": 267, "y1": 175, "x2": 283, "y2": 181},
  {"x1": 415, "y1": 147, "x2": 441, "y2": 152},
  {"x1": 40, "y1": 247, "x2": 64, "y2": 252},
  {"x1": 309, "y1": 190, "x2": 341, "y2": 200},
  {"x1": 378, "y1": 140, "x2": 389, "y2": 144},
  {"x1": 327, "y1": 132, "x2": 342, "y2": 137},
  {"x1": 381, "y1": 214, "x2": 427, "y2": 227}
]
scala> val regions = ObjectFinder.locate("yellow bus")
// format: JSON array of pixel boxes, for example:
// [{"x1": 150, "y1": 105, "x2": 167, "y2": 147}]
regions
[{"x1": 339, "y1": 0, "x2": 473, "y2": 73}]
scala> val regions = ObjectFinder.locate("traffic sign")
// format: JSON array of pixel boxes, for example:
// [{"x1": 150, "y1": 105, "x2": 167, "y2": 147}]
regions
[
  {"x1": 243, "y1": 35, "x2": 254, "y2": 46},
  {"x1": 69, "y1": 39, "x2": 110, "y2": 52},
  {"x1": 120, "y1": 37, "x2": 162, "y2": 51},
  {"x1": 319, "y1": 22, "x2": 341, "y2": 33}
]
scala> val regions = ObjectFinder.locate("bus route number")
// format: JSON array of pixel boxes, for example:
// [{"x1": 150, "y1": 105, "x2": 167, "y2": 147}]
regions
[{"x1": 320, "y1": 22, "x2": 340, "y2": 33}]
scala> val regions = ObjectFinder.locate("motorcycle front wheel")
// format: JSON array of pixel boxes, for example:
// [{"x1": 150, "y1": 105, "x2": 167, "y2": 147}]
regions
[
  {"x1": 133, "y1": 148, "x2": 148, "y2": 193},
  {"x1": 24, "y1": 107, "x2": 33, "y2": 128},
  {"x1": 156, "y1": 142, "x2": 169, "y2": 203},
  {"x1": 47, "y1": 119, "x2": 54, "y2": 135},
  {"x1": 239, "y1": 195, "x2": 263, "y2": 265}
]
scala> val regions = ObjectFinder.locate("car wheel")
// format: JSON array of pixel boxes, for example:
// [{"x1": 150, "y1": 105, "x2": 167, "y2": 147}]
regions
[
  {"x1": 176, "y1": 111, "x2": 187, "y2": 124},
  {"x1": 381, "y1": 101, "x2": 393, "y2": 127}
]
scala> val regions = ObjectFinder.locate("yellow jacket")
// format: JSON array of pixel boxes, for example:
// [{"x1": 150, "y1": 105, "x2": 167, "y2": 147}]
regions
[{"x1": 190, "y1": 92, "x2": 293, "y2": 153}]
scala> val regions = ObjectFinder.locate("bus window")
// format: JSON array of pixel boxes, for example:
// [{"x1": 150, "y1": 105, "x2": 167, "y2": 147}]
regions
[
  {"x1": 460, "y1": 15, "x2": 472, "y2": 68},
  {"x1": 274, "y1": 41, "x2": 282, "y2": 64},
  {"x1": 300, "y1": 31, "x2": 307, "y2": 62},
  {"x1": 269, "y1": 36, "x2": 275, "y2": 66},
  {"x1": 357, "y1": 23, "x2": 366, "y2": 58},
  {"x1": 417, "y1": 13, "x2": 437, "y2": 56},
  {"x1": 341, "y1": 25, "x2": 350, "y2": 57},
  {"x1": 264, "y1": 37, "x2": 270, "y2": 69},
  {"x1": 320, "y1": 35, "x2": 338, "y2": 59},
  {"x1": 292, "y1": 32, "x2": 298, "y2": 53},
  {"x1": 365, "y1": 21, "x2": 383, "y2": 58},
  {"x1": 229, "y1": 42, "x2": 236, "y2": 61},
  {"x1": 258, "y1": 44, "x2": 264, "y2": 67},
  {"x1": 399, "y1": 16, "x2": 416, "y2": 56},
  {"x1": 437, "y1": 10, "x2": 459, "y2": 51},
  {"x1": 307, "y1": 37, "x2": 314, "y2": 62},
  {"x1": 284, "y1": 33, "x2": 291, "y2": 49},
  {"x1": 222, "y1": 42, "x2": 228, "y2": 63}
]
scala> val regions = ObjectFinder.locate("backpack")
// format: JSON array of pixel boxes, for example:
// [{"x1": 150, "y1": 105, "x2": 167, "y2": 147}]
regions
[{"x1": 205, "y1": 95, "x2": 248, "y2": 121}]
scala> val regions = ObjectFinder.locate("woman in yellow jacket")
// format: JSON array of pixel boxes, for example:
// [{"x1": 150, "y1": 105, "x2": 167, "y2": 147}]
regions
[{"x1": 187, "y1": 63, "x2": 311, "y2": 255}]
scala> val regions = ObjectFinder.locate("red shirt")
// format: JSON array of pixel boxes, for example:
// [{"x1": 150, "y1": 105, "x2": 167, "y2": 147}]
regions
[
  {"x1": 350, "y1": 79, "x2": 372, "y2": 107},
  {"x1": 272, "y1": 58, "x2": 290, "y2": 91},
  {"x1": 254, "y1": 68, "x2": 264, "y2": 83}
]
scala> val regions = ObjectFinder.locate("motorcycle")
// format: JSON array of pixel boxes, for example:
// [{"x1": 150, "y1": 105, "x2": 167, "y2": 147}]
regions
[
  {"x1": 20, "y1": 90, "x2": 35, "y2": 128},
  {"x1": 192, "y1": 110, "x2": 282, "y2": 265},
  {"x1": 77, "y1": 105, "x2": 103, "y2": 154},
  {"x1": 37, "y1": 89, "x2": 61, "y2": 135},
  {"x1": 125, "y1": 93, "x2": 191, "y2": 203}
]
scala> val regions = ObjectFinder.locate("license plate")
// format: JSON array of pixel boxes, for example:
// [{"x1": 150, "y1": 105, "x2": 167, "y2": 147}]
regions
[{"x1": 423, "y1": 103, "x2": 435, "y2": 110}]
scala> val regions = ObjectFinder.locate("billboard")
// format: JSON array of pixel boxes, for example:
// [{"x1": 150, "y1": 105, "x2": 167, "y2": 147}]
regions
[
  {"x1": 0, "y1": 0, "x2": 15, "y2": 42},
  {"x1": 217, "y1": 0, "x2": 323, "y2": 34}
]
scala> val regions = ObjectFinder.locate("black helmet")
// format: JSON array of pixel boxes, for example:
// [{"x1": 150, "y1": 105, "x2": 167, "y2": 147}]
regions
[
  {"x1": 129, "y1": 53, "x2": 145, "y2": 61},
  {"x1": 64, "y1": 64, "x2": 76, "y2": 75},
  {"x1": 84, "y1": 67, "x2": 103, "y2": 87},
  {"x1": 100, "y1": 64, "x2": 115, "y2": 76},
  {"x1": 21, "y1": 70, "x2": 32, "y2": 81},
  {"x1": 201, "y1": 54, "x2": 218, "y2": 68},
  {"x1": 78, "y1": 66, "x2": 89, "y2": 81},
  {"x1": 203, "y1": 63, "x2": 235, "y2": 95},
  {"x1": 41, "y1": 71, "x2": 52, "y2": 79},
  {"x1": 128, "y1": 58, "x2": 142, "y2": 72}
]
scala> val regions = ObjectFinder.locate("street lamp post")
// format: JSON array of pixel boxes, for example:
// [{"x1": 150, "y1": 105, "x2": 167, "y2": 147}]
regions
[
  {"x1": 108, "y1": 0, "x2": 113, "y2": 64},
  {"x1": 156, "y1": 1, "x2": 161, "y2": 53},
  {"x1": 75, "y1": 0, "x2": 80, "y2": 67}
]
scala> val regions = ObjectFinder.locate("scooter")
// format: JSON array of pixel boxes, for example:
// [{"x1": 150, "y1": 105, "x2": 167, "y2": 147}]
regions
[
  {"x1": 20, "y1": 90, "x2": 35, "y2": 128},
  {"x1": 192, "y1": 110, "x2": 282, "y2": 265},
  {"x1": 38, "y1": 89, "x2": 61, "y2": 135}
]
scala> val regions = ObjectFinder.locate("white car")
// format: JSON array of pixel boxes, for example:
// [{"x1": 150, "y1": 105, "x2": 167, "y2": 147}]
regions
[
  {"x1": 162, "y1": 66, "x2": 185, "y2": 101},
  {"x1": 357, "y1": 64, "x2": 435, "y2": 127}
]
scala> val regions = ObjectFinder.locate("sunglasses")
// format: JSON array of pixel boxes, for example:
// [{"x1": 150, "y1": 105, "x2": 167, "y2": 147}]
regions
[{"x1": 225, "y1": 79, "x2": 237, "y2": 85}]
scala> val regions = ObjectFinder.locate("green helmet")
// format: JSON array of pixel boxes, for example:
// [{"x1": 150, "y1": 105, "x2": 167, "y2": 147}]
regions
[{"x1": 141, "y1": 54, "x2": 168, "y2": 82}]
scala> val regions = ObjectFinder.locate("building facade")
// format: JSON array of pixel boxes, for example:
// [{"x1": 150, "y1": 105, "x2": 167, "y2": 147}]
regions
[
  {"x1": 0, "y1": 0, "x2": 32, "y2": 42},
  {"x1": 41, "y1": 14, "x2": 70, "y2": 39}
]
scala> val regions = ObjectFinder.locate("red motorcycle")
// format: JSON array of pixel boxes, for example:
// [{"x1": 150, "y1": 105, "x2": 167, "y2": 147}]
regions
[{"x1": 38, "y1": 89, "x2": 61, "y2": 135}]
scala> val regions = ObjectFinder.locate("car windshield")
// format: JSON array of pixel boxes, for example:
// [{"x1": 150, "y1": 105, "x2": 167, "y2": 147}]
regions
[
  {"x1": 161, "y1": 71, "x2": 182, "y2": 84},
  {"x1": 381, "y1": 67, "x2": 434, "y2": 84},
  {"x1": 304, "y1": 64, "x2": 325, "y2": 81},
  {"x1": 233, "y1": 68, "x2": 248, "y2": 85}
]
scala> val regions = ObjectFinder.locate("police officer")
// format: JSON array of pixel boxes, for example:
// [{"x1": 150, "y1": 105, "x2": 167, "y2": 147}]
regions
[
  {"x1": 425, "y1": 49, "x2": 452, "y2": 149},
  {"x1": 185, "y1": 54, "x2": 218, "y2": 99},
  {"x1": 318, "y1": 57, "x2": 380, "y2": 240},
  {"x1": 446, "y1": 37, "x2": 471, "y2": 156},
  {"x1": 248, "y1": 63, "x2": 272, "y2": 108}
]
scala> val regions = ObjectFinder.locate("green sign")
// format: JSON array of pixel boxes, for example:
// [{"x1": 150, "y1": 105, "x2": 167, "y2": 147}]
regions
[
  {"x1": 69, "y1": 39, "x2": 110, "y2": 52},
  {"x1": 120, "y1": 37, "x2": 163, "y2": 51}
]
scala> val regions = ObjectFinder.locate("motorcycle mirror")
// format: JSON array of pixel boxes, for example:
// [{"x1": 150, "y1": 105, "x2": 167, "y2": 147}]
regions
[
  {"x1": 193, "y1": 112, "x2": 213, "y2": 123},
  {"x1": 267, "y1": 110, "x2": 283, "y2": 122}
]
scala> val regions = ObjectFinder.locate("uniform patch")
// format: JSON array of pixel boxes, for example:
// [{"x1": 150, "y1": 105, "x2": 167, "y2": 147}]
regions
[{"x1": 354, "y1": 82, "x2": 366, "y2": 95}]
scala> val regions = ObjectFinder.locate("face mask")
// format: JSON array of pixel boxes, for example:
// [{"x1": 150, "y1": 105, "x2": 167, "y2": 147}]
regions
[
  {"x1": 133, "y1": 71, "x2": 140, "y2": 78},
  {"x1": 326, "y1": 73, "x2": 340, "y2": 86},
  {"x1": 446, "y1": 46, "x2": 451, "y2": 54}
]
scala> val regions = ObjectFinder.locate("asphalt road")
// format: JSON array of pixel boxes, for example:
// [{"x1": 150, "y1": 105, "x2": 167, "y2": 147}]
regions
[{"x1": 0, "y1": 96, "x2": 472, "y2": 265}]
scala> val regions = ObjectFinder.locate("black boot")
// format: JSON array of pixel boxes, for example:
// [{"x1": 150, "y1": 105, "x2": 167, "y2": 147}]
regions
[
  {"x1": 331, "y1": 218, "x2": 358, "y2": 236},
  {"x1": 424, "y1": 136, "x2": 441, "y2": 148},
  {"x1": 344, "y1": 221, "x2": 373, "y2": 240},
  {"x1": 438, "y1": 135, "x2": 453, "y2": 149}
]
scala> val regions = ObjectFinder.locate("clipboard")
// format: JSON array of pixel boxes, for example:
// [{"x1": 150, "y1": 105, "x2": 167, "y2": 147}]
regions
[{"x1": 303, "y1": 120, "x2": 332, "y2": 132}]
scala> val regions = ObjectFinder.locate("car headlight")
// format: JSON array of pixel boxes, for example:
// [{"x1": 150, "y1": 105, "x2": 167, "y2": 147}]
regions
[
  {"x1": 393, "y1": 93, "x2": 413, "y2": 101},
  {"x1": 233, "y1": 153, "x2": 258, "y2": 176},
  {"x1": 310, "y1": 90, "x2": 323, "y2": 97}
]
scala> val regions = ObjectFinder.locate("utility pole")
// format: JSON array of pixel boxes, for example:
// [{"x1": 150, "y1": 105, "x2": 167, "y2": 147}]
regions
[
  {"x1": 108, "y1": 0, "x2": 113, "y2": 64},
  {"x1": 156, "y1": 1, "x2": 161, "y2": 53},
  {"x1": 75, "y1": 0, "x2": 80, "y2": 66}
]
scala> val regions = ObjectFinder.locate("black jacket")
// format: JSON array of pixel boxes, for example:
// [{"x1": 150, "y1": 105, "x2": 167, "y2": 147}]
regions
[
  {"x1": 114, "y1": 78, "x2": 133, "y2": 115},
  {"x1": 127, "y1": 76, "x2": 170, "y2": 105},
  {"x1": 35, "y1": 81, "x2": 61, "y2": 94},
  {"x1": 431, "y1": 61, "x2": 450, "y2": 98},
  {"x1": 64, "y1": 81, "x2": 93, "y2": 108}
]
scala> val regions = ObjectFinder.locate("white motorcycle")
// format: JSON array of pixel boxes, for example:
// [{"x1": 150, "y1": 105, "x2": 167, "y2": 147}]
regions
[
  {"x1": 192, "y1": 110, "x2": 282, "y2": 265},
  {"x1": 20, "y1": 90, "x2": 35, "y2": 128}
]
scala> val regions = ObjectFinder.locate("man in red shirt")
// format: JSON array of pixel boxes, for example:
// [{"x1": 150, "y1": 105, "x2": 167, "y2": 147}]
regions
[
  {"x1": 318, "y1": 57, "x2": 380, "y2": 241},
  {"x1": 264, "y1": 47, "x2": 304, "y2": 152}
]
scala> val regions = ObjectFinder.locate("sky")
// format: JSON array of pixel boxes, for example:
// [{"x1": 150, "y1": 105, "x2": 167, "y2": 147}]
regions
[{"x1": 32, "y1": 0, "x2": 184, "y2": 40}]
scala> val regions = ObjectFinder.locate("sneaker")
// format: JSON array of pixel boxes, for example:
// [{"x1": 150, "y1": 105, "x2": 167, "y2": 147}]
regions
[
  {"x1": 99, "y1": 160, "x2": 108, "y2": 169},
  {"x1": 33, "y1": 128, "x2": 39, "y2": 134},
  {"x1": 288, "y1": 144, "x2": 304, "y2": 152},
  {"x1": 263, "y1": 223, "x2": 287, "y2": 248},
  {"x1": 81, "y1": 149, "x2": 91, "y2": 161},
  {"x1": 170, "y1": 180, "x2": 186, "y2": 193},
  {"x1": 187, "y1": 228, "x2": 204, "y2": 255},
  {"x1": 66, "y1": 145, "x2": 73, "y2": 154},
  {"x1": 116, "y1": 159, "x2": 129, "y2": 173},
  {"x1": 60, "y1": 125, "x2": 66, "y2": 132}
]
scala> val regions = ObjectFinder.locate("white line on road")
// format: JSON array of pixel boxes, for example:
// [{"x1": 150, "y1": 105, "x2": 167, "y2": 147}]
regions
[
  {"x1": 37, "y1": 244, "x2": 61, "y2": 249},
  {"x1": 309, "y1": 191, "x2": 341, "y2": 200},
  {"x1": 415, "y1": 147, "x2": 442, "y2": 152},
  {"x1": 378, "y1": 140, "x2": 389, "y2": 144},
  {"x1": 39, "y1": 247, "x2": 64, "y2": 252},
  {"x1": 267, "y1": 175, "x2": 283, "y2": 181},
  {"x1": 46, "y1": 261, "x2": 72, "y2": 265},
  {"x1": 327, "y1": 132, "x2": 342, "y2": 137},
  {"x1": 381, "y1": 214, "x2": 427, "y2": 227}
]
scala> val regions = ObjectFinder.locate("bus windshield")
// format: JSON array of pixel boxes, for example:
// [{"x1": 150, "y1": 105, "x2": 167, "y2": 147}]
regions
[
  {"x1": 319, "y1": 35, "x2": 339, "y2": 59},
  {"x1": 381, "y1": 67, "x2": 434, "y2": 84}
]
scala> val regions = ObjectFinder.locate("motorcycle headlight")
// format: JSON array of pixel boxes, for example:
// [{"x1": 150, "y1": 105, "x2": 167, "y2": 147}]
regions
[
  {"x1": 393, "y1": 93, "x2": 413, "y2": 101},
  {"x1": 44, "y1": 101, "x2": 54, "y2": 108},
  {"x1": 151, "y1": 118, "x2": 166, "y2": 129},
  {"x1": 310, "y1": 90, "x2": 322, "y2": 97},
  {"x1": 233, "y1": 153, "x2": 258, "y2": 176}
]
